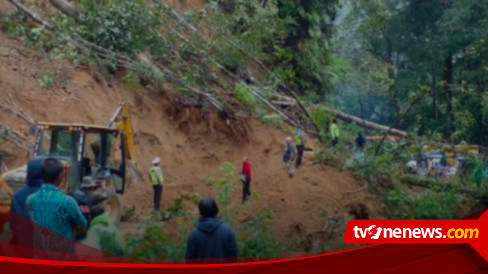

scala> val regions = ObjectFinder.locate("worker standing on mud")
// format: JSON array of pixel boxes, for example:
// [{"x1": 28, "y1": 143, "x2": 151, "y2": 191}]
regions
[
  {"x1": 294, "y1": 128, "x2": 306, "y2": 168},
  {"x1": 149, "y1": 157, "x2": 164, "y2": 211},
  {"x1": 283, "y1": 137, "x2": 297, "y2": 178},
  {"x1": 241, "y1": 157, "x2": 252, "y2": 203},
  {"x1": 186, "y1": 197, "x2": 238, "y2": 264},
  {"x1": 330, "y1": 119, "x2": 340, "y2": 154}
]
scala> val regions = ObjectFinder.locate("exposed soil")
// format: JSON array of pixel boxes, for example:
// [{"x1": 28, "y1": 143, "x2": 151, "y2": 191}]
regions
[{"x1": 0, "y1": 30, "x2": 383, "y2": 244}]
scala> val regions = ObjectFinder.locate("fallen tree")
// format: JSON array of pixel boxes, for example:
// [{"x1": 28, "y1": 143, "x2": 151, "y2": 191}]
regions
[{"x1": 401, "y1": 175, "x2": 488, "y2": 201}]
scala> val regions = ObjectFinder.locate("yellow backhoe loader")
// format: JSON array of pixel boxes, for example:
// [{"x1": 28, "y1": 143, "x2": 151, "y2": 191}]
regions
[{"x1": 0, "y1": 103, "x2": 140, "y2": 224}]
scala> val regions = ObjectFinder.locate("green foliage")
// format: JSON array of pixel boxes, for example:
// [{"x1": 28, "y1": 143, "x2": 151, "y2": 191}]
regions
[
  {"x1": 126, "y1": 217, "x2": 187, "y2": 259},
  {"x1": 385, "y1": 187, "x2": 461, "y2": 220},
  {"x1": 214, "y1": 162, "x2": 235, "y2": 204},
  {"x1": 384, "y1": 189, "x2": 411, "y2": 219},
  {"x1": 352, "y1": 152, "x2": 399, "y2": 183},
  {"x1": 38, "y1": 74, "x2": 54, "y2": 88},
  {"x1": 234, "y1": 84, "x2": 257, "y2": 106},
  {"x1": 0, "y1": 126, "x2": 11, "y2": 139},
  {"x1": 190, "y1": 192, "x2": 202, "y2": 205},
  {"x1": 411, "y1": 188, "x2": 459, "y2": 219},
  {"x1": 123, "y1": 71, "x2": 141, "y2": 91},
  {"x1": 309, "y1": 106, "x2": 332, "y2": 139},
  {"x1": 339, "y1": 0, "x2": 488, "y2": 143},
  {"x1": 239, "y1": 211, "x2": 283, "y2": 258},
  {"x1": 37, "y1": 71, "x2": 67, "y2": 89},
  {"x1": 204, "y1": 0, "x2": 339, "y2": 96},
  {"x1": 75, "y1": 0, "x2": 157, "y2": 54},
  {"x1": 258, "y1": 113, "x2": 284, "y2": 128},
  {"x1": 312, "y1": 147, "x2": 345, "y2": 169},
  {"x1": 1, "y1": 9, "x2": 29, "y2": 37},
  {"x1": 153, "y1": 197, "x2": 188, "y2": 222},
  {"x1": 203, "y1": 162, "x2": 237, "y2": 223}
]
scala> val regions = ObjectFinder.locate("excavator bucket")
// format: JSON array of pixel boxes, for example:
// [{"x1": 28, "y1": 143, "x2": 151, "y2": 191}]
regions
[{"x1": 0, "y1": 165, "x2": 26, "y2": 206}]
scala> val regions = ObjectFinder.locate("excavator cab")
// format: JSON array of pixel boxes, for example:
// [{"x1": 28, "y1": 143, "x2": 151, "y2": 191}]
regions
[
  {"x1": 33, "y1": 123, "x2": 127, "y2": 194},
  {"x1": 30, "y1": 123, "x2": 128, "y2": 223}
]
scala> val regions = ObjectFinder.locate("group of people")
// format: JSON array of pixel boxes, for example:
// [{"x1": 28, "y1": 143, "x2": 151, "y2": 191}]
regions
[
  {"x1": 5, "y1": 155, "x2": 236, "y2": 263},
  {"x1": 7, "y1": 157, "x2": 126, "y2": 259},
  {"x1": 406, "y1": 157, "x2": 460, "y2": 179}
]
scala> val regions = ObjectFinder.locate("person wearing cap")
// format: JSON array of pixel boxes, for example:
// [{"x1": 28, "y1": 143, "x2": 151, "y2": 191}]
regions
[
  {"x1": 283, "y1": 137, "x2": 296, "y2": 178},
  {"x1": 149, "y1": 157, "x2": 164, "y2": 211}
]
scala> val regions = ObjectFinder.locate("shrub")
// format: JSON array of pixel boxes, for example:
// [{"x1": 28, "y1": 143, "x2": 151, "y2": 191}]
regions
[
  {"x1": 410, "y1": 188, "x2": 459, "y2": 219},
  {"x1": 239, "y1": 211, "x2": 283, "y2": 258},
  {"x1": 37, "y1": 71, "x2": 67, "y2": 89},
  {"x1": 234, "y1": 84, "x2": 257, "y2": 106},
  {"x1": 123, "y1": 71, "x2": 141, "y2": 91},
  {"x1": 38, "y1": 74, "x2": 54, "y2": 88},
  {"x1": 126, "y1": 217, "x2": 187, "y2": 259},
  {"x1": 384, "y1": 189, "x2": 411, "y2": 219},
  {"x1": 258, "y1": 113, "x2": 284, "y2": 128},
  {"x1": 75, "y1": 0, "x2": 157, "y2": 54}
]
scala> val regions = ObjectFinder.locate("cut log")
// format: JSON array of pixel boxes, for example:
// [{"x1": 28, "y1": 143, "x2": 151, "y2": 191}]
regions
[{"x1": 324, "y1": 107, "x2": 408, "y2": 137}]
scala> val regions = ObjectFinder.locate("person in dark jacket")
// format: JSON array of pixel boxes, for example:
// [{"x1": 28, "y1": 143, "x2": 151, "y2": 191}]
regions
[
  {"x1": 8, "y1": 157, "x2": 45, "y2": 250},
  {"x1": 355, "y1": 132, "x2": 367, "y2": 150},
  {"x1": 186, "y1": 197, "x2": 238, "y2": 264}
]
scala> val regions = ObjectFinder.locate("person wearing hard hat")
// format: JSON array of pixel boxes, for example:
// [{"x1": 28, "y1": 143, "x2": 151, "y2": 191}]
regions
[{"x1": 149, "y1": 157, "x2": 164, "y2": 211}]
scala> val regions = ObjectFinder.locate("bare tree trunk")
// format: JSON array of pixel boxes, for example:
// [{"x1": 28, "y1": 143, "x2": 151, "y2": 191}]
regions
[
  {"x1": 324, "y1": 107, "x2": 408, "y2": 137},
  {"x1": 444, "y1": 54, "x2": 454, "y2": 138},
  {"x1": 432, "y1": 70, "x2": 438, "y2": 120},
  {"x1": 49, "y1": 0, "x2": 78, "y2": 19},
  {"x1": 7, "y1": 0, "x2": 53, "y2": 29}
]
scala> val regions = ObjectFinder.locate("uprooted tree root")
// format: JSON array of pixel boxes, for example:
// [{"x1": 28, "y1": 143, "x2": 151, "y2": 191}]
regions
[{"x1": 167, "y1": 94, "x2": 251, "y2": 144}]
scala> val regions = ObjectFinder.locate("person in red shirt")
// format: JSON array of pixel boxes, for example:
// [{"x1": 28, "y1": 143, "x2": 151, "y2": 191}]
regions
[{"x1": 241, "y1": 157, "x2": 252, "y2": 203}]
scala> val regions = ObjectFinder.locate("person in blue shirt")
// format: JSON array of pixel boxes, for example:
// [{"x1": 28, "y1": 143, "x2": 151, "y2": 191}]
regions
[{"x1": 27, "y1": 157, "x2": 87, "y2": 256}]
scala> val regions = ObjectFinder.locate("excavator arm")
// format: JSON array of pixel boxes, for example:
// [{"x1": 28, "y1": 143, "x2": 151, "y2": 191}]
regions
[
  {"x1": 108, "y1": 103, "x2": 141, "y2": 185},
  {"x1": 108, "y1": 103, "x2": 137, "y2": 161}
]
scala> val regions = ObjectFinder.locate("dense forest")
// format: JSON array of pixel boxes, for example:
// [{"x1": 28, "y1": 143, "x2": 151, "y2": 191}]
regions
[{"x1": 334, "y1": 0, "x2": 488, "y2": 144}]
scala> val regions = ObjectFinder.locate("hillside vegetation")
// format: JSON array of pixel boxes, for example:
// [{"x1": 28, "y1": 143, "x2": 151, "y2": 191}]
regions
[{"x1": 0, "y1": 0, "x2": 487, "y2": 260}]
